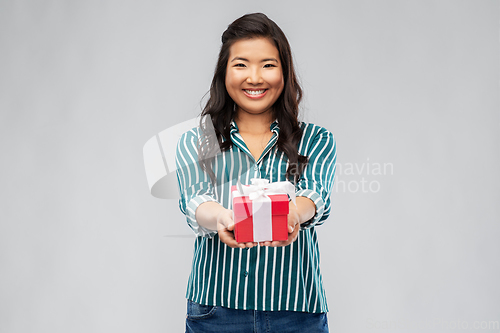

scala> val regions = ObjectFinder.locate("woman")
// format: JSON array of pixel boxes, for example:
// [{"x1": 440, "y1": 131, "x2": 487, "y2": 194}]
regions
[{"x1": 175, "y1": 12, "x2": 336, "y2": 333}]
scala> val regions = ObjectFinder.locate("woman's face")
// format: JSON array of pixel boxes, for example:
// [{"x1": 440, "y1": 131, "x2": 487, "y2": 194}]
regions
[{"x1": 225, "y1": 37, "x2": 284, "y2": 118}]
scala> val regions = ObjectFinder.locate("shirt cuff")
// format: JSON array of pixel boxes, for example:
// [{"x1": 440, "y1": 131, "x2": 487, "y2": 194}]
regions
[
  {"x1": 295, "y1": 189, "x2": 325, "y2": 229},
  {"x1": 186, "y1": 195, "x2": 218, "y2": 238}
]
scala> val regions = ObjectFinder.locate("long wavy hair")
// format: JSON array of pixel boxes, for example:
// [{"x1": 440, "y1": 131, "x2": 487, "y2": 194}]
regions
[{"x1": 198, "y1": 13, "x2": 308, "y2": 184}]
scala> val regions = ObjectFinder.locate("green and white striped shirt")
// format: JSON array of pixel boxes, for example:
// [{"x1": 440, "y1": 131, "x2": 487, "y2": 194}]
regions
[{"x1": 175, "y1": 119, "x2": 336, "y2": 313}]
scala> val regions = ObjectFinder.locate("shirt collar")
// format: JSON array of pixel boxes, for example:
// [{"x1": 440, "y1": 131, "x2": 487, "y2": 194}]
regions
[{"x1": 230, "y1": 118, "x2": 280, "y2": 135}]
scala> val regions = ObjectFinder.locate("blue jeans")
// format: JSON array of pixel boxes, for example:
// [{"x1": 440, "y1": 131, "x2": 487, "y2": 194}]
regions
[{"x1": 185, "y1": 299, "x2": 329, "y2": 333}]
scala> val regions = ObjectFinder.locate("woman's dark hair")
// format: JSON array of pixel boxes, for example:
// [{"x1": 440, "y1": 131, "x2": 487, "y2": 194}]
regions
[{"x1": 198, "y1": 12, "x2": 308, "y2": 184}]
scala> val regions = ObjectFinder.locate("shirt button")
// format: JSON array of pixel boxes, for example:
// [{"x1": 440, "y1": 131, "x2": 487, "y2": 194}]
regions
[
  {"x1": 254, "y1": 165, "x2": 258, "y2": 171},
  {"x1": 244, "y1": 271, "x2": 249, "y2": 277}
]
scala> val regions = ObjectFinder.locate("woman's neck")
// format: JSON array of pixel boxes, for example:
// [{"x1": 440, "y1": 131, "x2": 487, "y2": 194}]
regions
[{"x1": 234, "y1": 109, "x2": 275, "y2": 134}]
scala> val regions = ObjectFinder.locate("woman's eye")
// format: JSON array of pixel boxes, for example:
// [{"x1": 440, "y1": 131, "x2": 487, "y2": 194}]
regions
[
  {"x1": 264, "y1": 64, "x2": 277, "y2": 68},
  {"x1": 234, "y1": 63, "x2": 246, "y2": 67}
]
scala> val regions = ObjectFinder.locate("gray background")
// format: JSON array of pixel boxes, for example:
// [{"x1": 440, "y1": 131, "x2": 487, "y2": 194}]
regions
[{"x1": 1, "y1": 0, "x2": 499, "y2": 332}]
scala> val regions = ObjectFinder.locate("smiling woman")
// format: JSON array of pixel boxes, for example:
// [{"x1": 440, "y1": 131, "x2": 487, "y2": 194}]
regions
[{"x1": 175, "y1": 12, "x2": 336, "y2": 333}]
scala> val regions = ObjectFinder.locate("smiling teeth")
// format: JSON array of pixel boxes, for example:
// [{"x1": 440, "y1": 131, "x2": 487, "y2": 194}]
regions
[{"x1": 245, "y1": 89, "x2": 266, "y2": 95}]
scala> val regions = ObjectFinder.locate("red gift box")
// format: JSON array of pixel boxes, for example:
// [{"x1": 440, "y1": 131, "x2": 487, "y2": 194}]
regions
[{"x1": 231, "y1": 184, "x2": 289, "y2": 243}]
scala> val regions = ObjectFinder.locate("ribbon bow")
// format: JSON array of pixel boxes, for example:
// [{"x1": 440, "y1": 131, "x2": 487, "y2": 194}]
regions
[{"x1": 236, "y1": 178, "x2": 296, "y2": 205}]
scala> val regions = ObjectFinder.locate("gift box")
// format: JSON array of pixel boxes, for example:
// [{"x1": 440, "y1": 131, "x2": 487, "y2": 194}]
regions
[{"x1": 231, "y1": 178, "x2": 296, "y2": 243}]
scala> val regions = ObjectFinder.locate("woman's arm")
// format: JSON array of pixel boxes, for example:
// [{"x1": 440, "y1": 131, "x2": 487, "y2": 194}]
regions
[
  {"x1": 295, "y1": 125, "x2": 337, "y2": 229},
  {"x1": 176, "y1": 130, "x2": 220, "y2": 238},
  {"x1": 194, "y1": 201, "x2": 224, "y2": 231}
]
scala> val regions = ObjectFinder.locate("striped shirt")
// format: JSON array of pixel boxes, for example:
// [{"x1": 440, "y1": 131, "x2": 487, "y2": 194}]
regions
[{"x1": 175, "y1": 119, "x2": 337, "y2": 313}]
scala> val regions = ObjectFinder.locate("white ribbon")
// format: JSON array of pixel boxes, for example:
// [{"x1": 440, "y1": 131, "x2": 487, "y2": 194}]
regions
[
  {"x1": 236, "y1": 178, "x2": 296, "y2": 206},
  {"x1": 232, "y1": 178, "x2": 296, "y2": 242}
]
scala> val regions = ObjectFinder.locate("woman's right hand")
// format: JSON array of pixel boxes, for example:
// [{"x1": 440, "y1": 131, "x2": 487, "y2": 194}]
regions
[{"x1": 217, "y1": 209, "x2": 257, "y2": 249}]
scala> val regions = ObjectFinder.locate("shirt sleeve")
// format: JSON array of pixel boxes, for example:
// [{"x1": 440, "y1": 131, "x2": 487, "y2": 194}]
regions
[
  {"x1": 175, "y1": 128, "x2": 219, "y2": 238},
  {"x1": 295, "y1": 125, "x2": 337, "y2": 229}
]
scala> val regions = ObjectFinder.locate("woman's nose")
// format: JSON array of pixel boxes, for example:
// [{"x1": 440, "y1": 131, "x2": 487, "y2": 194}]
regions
[{"x1": 246, "y1": 69, "x2": 263, "y2": 84}]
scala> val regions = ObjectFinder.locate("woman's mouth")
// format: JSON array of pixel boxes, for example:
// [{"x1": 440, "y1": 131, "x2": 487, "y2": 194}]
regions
[{"x1": 243, "y1": 89, "x2": 268, "y2": 98}]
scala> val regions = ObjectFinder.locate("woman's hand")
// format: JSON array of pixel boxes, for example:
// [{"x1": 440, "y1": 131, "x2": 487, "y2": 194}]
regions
[
  {"x1": 258, "y1": 202, "x2": 301, "y2": 247},
  {"x1": 217, "y1": 208, "x2": 258, "y2": 249}
]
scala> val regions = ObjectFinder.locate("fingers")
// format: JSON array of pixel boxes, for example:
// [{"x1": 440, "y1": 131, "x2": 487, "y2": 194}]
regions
[
  {"x1": 218, "y1": 228, "x2": 244, "y2": 248},
  {"x1": 217, "y1": 210, "x2": 244, "y2": 249},
  {"x1": 287, "y1": 222, "x2": 296, "y2": 233},
  {"x1": 221, "y1": 230, "x2": 297, "y2": 249},
  {"x1": 218, "y1": 207, "x2": 299, "y2": 249},
  {"x1": 287, "y1": 208, "x2": 300, "y2": 233},
  {"x1": 217, "y1": 212, "x2": 258, "y2": 249},
  {"x1": 219, "y1": 231, "x2": 257, "y2": 249},
  {"x1": 271, "y1": 223, "x2": 300, "y2": 247}
]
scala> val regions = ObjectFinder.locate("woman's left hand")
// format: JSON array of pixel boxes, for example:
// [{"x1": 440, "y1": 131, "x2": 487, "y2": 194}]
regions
[{"x1": 259, "y1": 202, "x2": 300, "y2": 247}]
